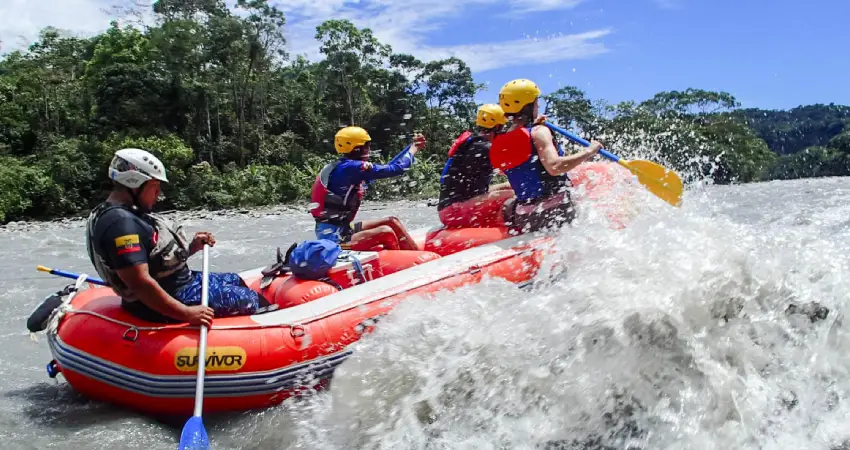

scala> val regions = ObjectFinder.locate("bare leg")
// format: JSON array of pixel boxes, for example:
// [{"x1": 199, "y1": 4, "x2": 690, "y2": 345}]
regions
[
  {"x1": 358, "y1": 217, "x2": 419, "y2": 251},
  {"x1": 350, "y1": 224, "x2": 401, "y2": 250}
]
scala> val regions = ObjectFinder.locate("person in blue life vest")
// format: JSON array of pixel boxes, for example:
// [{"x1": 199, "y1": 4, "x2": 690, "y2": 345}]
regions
[
  {"x1": 489, "y1": 79, "x2": 604, "y2": 234},
  {"x1": 86, "y1": 148, "x2": 267, "y2": 327},
  {"x1": 310, "y1": 126, "x2": 426, "y2": 251},
  {"x1": 437, "y1": 104, "x2": 516, "y2": 229}
]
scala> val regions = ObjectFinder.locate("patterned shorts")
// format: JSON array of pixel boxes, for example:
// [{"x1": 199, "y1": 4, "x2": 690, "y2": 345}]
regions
[{"x1": 173, "y1": 271, "x2": 260, "y2": 317}]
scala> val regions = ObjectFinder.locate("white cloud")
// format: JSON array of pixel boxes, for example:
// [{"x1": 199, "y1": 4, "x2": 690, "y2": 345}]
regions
[
  {"x1": 0, "y1": 0, "x2": 154, "y2": 54},
  {"x1": 1, "y1": 0, "x2": 611, "y2": 74},
  {"x1": 1, "y1": 0, "x2": 107, "y2": 53},
  {"x1": 420, "y1": 29, "x2": 611, "y2": 73},
  {"x1": 276, "y1": 0, "x2": 609, "y2": 73},
  {"x1": 509, "y1": 0, "x2": 585, "y2": 14},
  {"x1": 275, "y1": 0, "x2": 491, "y2": 60}
]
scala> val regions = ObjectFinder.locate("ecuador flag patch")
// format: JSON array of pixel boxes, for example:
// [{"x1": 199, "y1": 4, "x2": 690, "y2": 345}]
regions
[{"x1": 114, "y1": 234, "x2": 141, "y2": 255}]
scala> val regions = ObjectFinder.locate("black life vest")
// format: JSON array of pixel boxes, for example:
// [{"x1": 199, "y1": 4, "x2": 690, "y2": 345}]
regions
[{"x1": 438, "y1": 132, "x2": 495, "y2": 210}]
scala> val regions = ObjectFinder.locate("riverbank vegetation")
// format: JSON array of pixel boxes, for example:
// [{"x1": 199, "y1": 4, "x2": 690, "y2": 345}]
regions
[{"x1": 1, "y1": 0, "x2": 848, "y2": 223}]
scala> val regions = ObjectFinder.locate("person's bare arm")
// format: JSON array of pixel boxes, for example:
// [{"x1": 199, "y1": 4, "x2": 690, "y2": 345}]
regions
[
  {"x1": 532, "y1": 126, "x2": 602, "y2": 176},
  {"x1": 117, "y1": 264, "x2": 213, "y2": 326}
]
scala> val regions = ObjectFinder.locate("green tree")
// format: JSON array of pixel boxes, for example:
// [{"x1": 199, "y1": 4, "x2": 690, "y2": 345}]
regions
[
  {"x1": 732, "y1": 104, "x2": 850, "y2": 155},
  {"x1": 0, "y1": 0, "x2": 847, "y2": 224},
  {"x1": 543, "y1": 86, "x2": 601, "y2": 135},
  {"x1": 315, "y1": 20, "x2": 390, "y2": 127}
]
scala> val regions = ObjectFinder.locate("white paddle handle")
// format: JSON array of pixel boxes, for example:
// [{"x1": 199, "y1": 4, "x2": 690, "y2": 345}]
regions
[{"x1": 192, "y1": 244, "x2": 210, "y2": 418}]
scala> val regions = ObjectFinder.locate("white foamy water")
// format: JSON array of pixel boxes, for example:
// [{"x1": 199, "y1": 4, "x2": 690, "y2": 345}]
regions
[{"x1": 1, "y1": 177, "x2": 849, "y2": 449}]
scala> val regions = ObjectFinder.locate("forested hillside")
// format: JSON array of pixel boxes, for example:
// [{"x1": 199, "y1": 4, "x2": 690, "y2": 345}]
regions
[
  {"x1": 733, "y1": 104, "x2": 850, "y2": 155},
  {"x1": 731, "y1": 104, "x2": 850, "y2": 180},
  {"x1": 0, "y1": 0, "x2": 847, "y2": 223}
]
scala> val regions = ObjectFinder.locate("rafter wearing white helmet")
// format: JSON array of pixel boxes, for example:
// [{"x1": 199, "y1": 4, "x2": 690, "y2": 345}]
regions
[{"x1": 109, "y1": 148, "x2": 168, "y2": 189}]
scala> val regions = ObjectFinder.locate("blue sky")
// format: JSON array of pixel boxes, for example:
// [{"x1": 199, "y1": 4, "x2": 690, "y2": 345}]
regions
[
  {"x1": 284, "y1": 0, "x2": 850, "y2": 110},
  {"x1": 2, "y1": 0, "x2": 848, "y2": 110},
  {"x1": 409, "y1": 0, "x2": 850, "y2": 110}
]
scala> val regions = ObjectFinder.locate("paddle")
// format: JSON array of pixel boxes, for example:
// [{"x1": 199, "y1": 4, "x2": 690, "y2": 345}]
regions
[
  {"x1": 36, "y1": 265, "x2": 107, "y2": 286},
  {"x1": 178, "y1": 244, "x2": 212, "y2": 450},
  {"x1": 543, "y1": 122, "x2": 684, "y2": 207}
]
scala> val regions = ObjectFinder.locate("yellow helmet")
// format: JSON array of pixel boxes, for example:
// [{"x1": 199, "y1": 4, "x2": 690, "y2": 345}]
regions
[
  {"x1": 476, "y1": 104, "x2": 507, "y2": 129},
  {"x1": 334, "y1": 126, "x2": 372, "y2": 154},
  {"x1": 498, "y1": 79, "x2": 541, "y2": 114}
]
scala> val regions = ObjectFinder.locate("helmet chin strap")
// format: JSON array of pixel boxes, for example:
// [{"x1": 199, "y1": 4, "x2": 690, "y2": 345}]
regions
[{"x1": 126, "y1": 184, "x2": 151, "y2": 213}]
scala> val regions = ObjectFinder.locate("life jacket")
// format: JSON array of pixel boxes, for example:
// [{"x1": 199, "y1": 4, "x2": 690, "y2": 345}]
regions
[
  {"x1": 310, "y1": 160, "x2": 363, "y2": 227},
  {"x1": 85, "y1": 203, "x2": 191, "y2": 303},
  {"x1": 439, "y1": 130, "x2": 473, "y2": 185},
  {"x1": 489, "y1": 125, "x2": 571, "y2": 203},
  {"x1": 438, "y1": 131, "x2": 497, "y2": 211}
]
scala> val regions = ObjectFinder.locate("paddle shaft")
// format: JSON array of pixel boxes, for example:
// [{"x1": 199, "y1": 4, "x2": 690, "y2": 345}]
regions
[
  {"x1": 543, "y1": 122, "x2": 620, "y2": 162},
  {"x1": 177, "y1": 245, "x2": 213, "y2": 450},
  {"x1": 544, "y1": 120, "x2": 684, "y2": 207},
  {"x1": 37, "y1": 266, "x2": 106, "y2": 286},
  {"x1": 192, "y1": 244, "x2": 210, "y2": 418}
]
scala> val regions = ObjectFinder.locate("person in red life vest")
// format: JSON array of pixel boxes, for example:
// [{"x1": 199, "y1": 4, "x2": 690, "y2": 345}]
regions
[
  {"x1": 437, "y1": 104, "x2": 516, "y2": 229},
  {"x1": 310, "y1": 126, "x2": 426, "y2": 250},
  {"x1": 490, "y1": 79, "x2": 604, "y2": 234}
]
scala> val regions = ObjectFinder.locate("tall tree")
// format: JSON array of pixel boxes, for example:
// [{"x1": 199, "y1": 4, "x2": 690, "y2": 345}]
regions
[{"x1": 315, "y1": 20, "x2": 390, "y2": 127}]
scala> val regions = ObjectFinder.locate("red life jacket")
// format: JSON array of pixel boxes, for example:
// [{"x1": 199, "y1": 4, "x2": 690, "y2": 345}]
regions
[
  {"x1": 310, "y1": 161, "x2": 363, "y2": 227},
  {"x1": 490, "y1": 125, "x2": 570, "y2": 203},
  {"x1": 447, "y1": 130, "x2": 473, "y2": 158}
]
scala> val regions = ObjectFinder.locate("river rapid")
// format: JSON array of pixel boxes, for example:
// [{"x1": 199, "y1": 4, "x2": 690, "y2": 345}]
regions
[{"x1": 1, "y1": 176, "x2": 849, "y2": 450}]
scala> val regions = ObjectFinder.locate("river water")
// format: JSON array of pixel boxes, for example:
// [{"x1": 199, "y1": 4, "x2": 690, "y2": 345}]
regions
[{"x1": 1, "y1": 176, "x2": 849, "y2": 450}]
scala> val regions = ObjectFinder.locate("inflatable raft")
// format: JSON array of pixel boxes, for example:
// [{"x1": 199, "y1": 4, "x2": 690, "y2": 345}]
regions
[
  {"x1": 32, "y1": 162, "x2": 633, "y2": 417},
  {"x1": 42, "y1": 232, "x2": 545, "y2": 416}
]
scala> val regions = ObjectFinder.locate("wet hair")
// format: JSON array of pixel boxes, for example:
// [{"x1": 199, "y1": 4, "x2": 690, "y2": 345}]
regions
[
  {"x1": 513, "y1": 103, "x2": 536, "y2": 124},
  {"x1": 475, "y1": 124, "x2": 504, "y2": 135}
]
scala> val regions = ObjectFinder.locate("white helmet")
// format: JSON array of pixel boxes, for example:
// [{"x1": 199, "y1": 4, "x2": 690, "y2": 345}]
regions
[{"x1": 108, "y1": 148, "x2": 168, "y2": 189}]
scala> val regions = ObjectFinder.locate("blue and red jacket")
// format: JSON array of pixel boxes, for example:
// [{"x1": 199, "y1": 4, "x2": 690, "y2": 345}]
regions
[{"x1": 310, "y1": 147, "x2": 415, "y2": 226}]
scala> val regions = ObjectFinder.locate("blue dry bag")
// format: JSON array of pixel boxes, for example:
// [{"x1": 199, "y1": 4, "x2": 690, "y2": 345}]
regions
[{"x1": 289, "y1": 239, "x2": 341, "y2": 280}]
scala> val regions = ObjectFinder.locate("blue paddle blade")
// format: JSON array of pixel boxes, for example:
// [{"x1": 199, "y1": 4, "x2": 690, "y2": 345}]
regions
[{"x1": 178, "y1": 416, "x2": 210, "y2": 450}]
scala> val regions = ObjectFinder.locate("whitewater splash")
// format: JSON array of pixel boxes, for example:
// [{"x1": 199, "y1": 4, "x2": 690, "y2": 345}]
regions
[
  {"x1": 3, "y1": 162, "x2": 850, "y2": 449},
  {"x1": 239, "y1": 176, "x2": 850, "y2": 450}
]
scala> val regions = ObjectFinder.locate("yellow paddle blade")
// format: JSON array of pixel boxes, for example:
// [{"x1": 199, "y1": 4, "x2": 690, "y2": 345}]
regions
[
  {"x1": 619, "y1": 159, "x2": 684, "y2": 207},
  {"x1": 36, "y1": 265, "x2": 51, "y2": 273}
]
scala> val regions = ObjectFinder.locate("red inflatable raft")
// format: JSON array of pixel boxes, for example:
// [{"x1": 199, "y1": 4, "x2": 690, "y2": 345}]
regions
[{"x1": 38, "y1": 162, "x2": 633, "y2": 417}]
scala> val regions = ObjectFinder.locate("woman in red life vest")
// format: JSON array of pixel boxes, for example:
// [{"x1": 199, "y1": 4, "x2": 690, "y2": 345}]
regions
[
  {"x1": 310, "y1": 126, "x2": 426, "y2": 251},
  {"x1": 437, "y1": 104, "x2": 515, "y2": 229},
  {"x1": 490, "y1": 79, "x2": 604, "y2": 234}
]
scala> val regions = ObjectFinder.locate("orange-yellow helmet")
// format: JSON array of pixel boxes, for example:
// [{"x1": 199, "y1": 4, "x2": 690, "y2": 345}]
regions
[
  {"x1": 476, "y1": 104, "x2": 507, "y2": 129},
  {"x1": 498, "y1": 79, "x2": 541, "y2": 114},
  {"x1": 334, "y1": 126, "x2": 372, "y2": 154}
]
